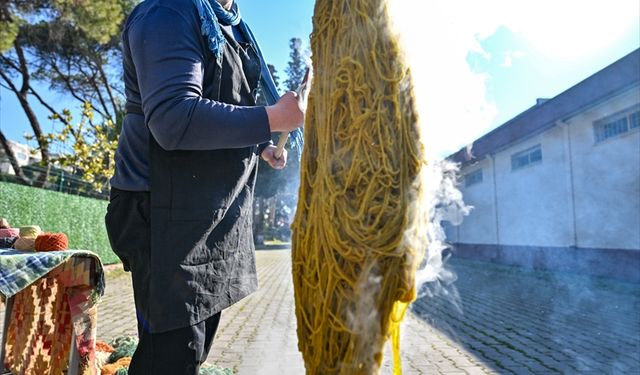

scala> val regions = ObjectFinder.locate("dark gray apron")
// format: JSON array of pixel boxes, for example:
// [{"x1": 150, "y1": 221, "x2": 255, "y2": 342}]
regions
[{"x1": 146, "y1": 28, "x2": 263, "y2": 333}]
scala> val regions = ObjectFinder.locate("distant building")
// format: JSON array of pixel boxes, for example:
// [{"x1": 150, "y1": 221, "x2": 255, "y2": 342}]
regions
[
  {"x1": 447, "y1": 49, "x2": 640, "y2": 282},
  {"x1": 0, "y1": 140, "x2": 42, "y2": 175}
]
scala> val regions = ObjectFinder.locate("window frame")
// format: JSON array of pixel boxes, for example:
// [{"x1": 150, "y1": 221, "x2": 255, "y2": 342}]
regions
[
  {"x1": 464, "y1": 168, "x2": 483, "y2": 187},
  {"x1": 593, "y1": 105, "x2": 640, "y2": 143},
  {"x1": 511, "y1": 144, "x2": 543, "y2": 171}
]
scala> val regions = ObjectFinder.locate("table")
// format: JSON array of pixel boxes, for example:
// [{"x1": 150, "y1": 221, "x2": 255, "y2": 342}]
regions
[{"x1": 0, "y1": 249, "x2": 104, "y2": 375}]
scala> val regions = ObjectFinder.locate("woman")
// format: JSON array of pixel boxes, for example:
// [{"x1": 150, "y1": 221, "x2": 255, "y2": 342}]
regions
[{"x1": 106, "y1": 0, "x2": 303, "y2": 373}]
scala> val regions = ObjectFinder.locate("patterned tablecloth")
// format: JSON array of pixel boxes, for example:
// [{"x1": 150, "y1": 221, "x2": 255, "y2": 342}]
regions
[{"x1": 0, "y1": 249, "x2": 105, "y2": 375}]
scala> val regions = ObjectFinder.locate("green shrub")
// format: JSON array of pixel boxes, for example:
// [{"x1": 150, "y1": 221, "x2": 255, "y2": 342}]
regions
[{"x1": 0, "y1": 181, "x2": 118, "y2": 264}]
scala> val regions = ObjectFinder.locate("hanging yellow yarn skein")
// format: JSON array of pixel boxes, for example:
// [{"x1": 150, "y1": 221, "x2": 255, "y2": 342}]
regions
[{"x1": 291, "y1": 0, "x2": 429, "y2": 374}]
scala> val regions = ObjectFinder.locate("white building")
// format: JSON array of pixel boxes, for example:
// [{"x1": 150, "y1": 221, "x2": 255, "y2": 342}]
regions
[
  {"x1": 0, "y1": 140, "x2": 41, "y2": 175},
  {"x1": 446, "y1": 49, "x2": 640, "y2": 282}
]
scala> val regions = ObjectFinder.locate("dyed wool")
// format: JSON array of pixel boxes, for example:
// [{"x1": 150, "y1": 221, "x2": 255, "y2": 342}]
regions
[
  {"x1": 13, "y1": 237, "x2": 36, "y2": 251},
  {"x1": 0, "y1": 228, "x2": 19, "y2": 238},
  {"x1": 107, "y1": 336, "x2": 138, "y2": 363},
  {"x1": 0, "y1": 237, "x2": 17, "y2": 248},
  {"x1": 34, "y1": 233, "x2": 69, "y2": 252},
  {"x1": 100, "y1": 357, "x2": 132, "y2": 375},
  {"x1": 19, "y1": 226, "x2": 42, "y2": 239},
  {"x1": 291, "y1": 0, "x2": 428, "y2": 374}
]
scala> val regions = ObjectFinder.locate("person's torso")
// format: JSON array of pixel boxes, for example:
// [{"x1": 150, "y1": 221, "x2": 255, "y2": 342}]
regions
[{"x1": 111, "y1": 0, "x2": 262, "y2": 191}]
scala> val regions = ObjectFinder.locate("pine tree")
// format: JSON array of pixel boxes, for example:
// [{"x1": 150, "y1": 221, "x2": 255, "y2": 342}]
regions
[
  {"x1": 0, "y1": 0, "x2": 134, "y2": 188},
  {"x1": 284, "y1": 38, "x2": 306, "y2": 91}
]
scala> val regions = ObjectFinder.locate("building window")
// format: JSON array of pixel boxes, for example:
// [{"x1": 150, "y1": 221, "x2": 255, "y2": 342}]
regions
[
  {"x1": 511, "y1": 145, "x2": 542, "y2": 171},
  {"x1": 464, "y1": 169, "x2": 483, "y2": 187},
  {"x1": 630, "y1": 111, "x2": 640, "y2": 130},
  {"x1": 16, "y1": 152, "x2": 28, "y2": 162},
  {"x1": 594, "y1": 106, "x2": 640, "y2": 143}
]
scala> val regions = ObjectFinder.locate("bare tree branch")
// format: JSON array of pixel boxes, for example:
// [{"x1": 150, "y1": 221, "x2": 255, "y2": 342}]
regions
[
  {"x1": 14, "y1": 42, "x2": 30, "y2": 95},
  {"x1": 49, "y1": 60, "x2": 107, "y2": 118},
  {"x1": 96, "y1": 58, "x2": 120, "y2": 117},
  {"x1": 77, "y1": 61, "x2": 112, "y2": 120},
  {"x1": 27, "y1": 86, "x2": 80, "y2": 139},
  {"x1": 0, "y1": 54, "x2": 20, "y2": 72},
  {"x1": 1, "y1": 46, "x2": 49, "y2": 187}
]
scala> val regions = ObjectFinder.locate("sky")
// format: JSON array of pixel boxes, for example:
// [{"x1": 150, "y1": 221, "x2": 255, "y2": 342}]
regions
[{"x1": 1, "y1": 0, "x2": 638, "y2": 159}]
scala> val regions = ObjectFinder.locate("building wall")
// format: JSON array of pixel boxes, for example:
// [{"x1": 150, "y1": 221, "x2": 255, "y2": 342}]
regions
[
  {"x1": 567, "y1": 88, "x2": 640, "y2": 250},
  {"x1": 493, "y1": 127, "x2": 575, "y2": 247},
  {"x1": 0, "y1": 141, "x2": 33, "y2": 175},
  {"x1": 452, "y1": 85, "x2": 640, "y2": 256},
  {"x1": 449, "y1": 158, "x2": 497, "y2": 245}
]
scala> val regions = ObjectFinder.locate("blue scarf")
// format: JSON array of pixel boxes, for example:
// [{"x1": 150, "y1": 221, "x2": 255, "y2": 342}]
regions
[
  {"x1": 192, "y1": 0, "x2": 305, "y2": 153},
  {"x1": 193, "y1": 0, "x2": 242, "y2": 60}
]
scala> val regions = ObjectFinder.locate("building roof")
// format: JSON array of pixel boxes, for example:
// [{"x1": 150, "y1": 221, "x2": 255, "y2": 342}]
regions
[{"x1": 448, "y1": 49, "x2": 640, "y2": 165}]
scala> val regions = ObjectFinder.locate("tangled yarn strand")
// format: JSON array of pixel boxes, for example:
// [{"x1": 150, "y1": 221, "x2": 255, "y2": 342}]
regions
[{"x1": 291, "y1": 0, "x2": 429, "y2": 374}]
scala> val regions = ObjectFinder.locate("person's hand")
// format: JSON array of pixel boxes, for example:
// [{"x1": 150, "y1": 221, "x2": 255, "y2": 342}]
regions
[
  {"x1": 261, "y1": 144, "x2": 287, "y2": 169},
  {"x1": 266, "y1": 91, "x2": 304, "y2": 133}
]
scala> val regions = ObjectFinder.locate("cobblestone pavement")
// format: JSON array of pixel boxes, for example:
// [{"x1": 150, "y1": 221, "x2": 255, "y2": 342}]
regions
[
  {"x1": 412, "y1": 258, "x2": 640, "y2": 375},
  {"x1": 3, "y1": 251, "x2": 638, "y2": 374},
  {"x1": 96, "y1": 251, "x2": 491, "y2": 375}
]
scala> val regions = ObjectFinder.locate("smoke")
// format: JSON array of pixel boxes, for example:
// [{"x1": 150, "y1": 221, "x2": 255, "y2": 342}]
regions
[{"x1": 417, "y1": 160, "x2": 471, "y2": 289}]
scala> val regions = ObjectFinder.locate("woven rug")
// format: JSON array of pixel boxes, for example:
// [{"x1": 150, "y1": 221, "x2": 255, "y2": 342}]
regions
[{"x1": 1, "y1": 250, "x2": 104, "y2": 374}]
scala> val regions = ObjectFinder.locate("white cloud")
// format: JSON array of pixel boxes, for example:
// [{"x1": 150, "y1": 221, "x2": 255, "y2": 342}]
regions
[
  {"x1": 387, "y1": 0, "x2": 639, "y2": 159},
  {"x1": 501, "y1": 50, "x2": 526, "y2": 68},
  {"x1": 502, "y1": 54, "x2": 513, "y2": 68}
]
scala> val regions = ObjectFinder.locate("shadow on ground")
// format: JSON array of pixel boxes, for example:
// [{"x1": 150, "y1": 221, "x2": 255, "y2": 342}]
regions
[{"x1": 412, "y1": 257, "x2": 640, "y2": 375}]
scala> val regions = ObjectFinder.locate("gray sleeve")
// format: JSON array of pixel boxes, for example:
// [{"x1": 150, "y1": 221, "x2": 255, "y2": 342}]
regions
[{"x1": 128, "y1": 5, "x2": 271, "y2": 151}]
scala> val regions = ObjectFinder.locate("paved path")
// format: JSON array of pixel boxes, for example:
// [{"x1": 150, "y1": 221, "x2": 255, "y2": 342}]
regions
[
  {"x1": 3, "y1": 250, "x2": 639, "y2": 374},
  {"x1": 97, "y1": 251, "x2": 491, "y2": 375},
  {"x1": 413, "y1": 258, "x2": 640, "y2": 375}
]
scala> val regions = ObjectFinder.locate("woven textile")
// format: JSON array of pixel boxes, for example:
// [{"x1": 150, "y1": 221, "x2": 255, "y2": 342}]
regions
[
  {"x1": 1, "y1": 250, "x2": 104, "y2": 374},
  {"x1": 0, "y1": 249, "x2": 104, "y2": 299}
]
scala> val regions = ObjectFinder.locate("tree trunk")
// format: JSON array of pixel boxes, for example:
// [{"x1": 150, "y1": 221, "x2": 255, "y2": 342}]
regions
[
  {"x1": 12, "y1": 41, "x2": 50, "y2": 187},
  {"x1": 0, "y1": 130, "x2": 30, "y2": 184},
  {"x1": 14, "y1": 92, "x2": 50, "y2": 187},
  {"x1": 268, "y1": 196, "x2": 277, "y2": 234}
]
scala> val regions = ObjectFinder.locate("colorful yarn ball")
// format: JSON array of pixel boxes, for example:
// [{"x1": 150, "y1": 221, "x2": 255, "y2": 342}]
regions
[
  {"x1": 19, "y1": 226, "x2": 42, "y2": 239},
  {"x1": 0, "y1": 228, "x2": 19, "y2": 238},
  {"x1": 0, "y1": 237, "x2": 17, "y2": 248},
  {"x1": 100, "y1": 357, "x2": 132, "y2": 375},
  {"x1": 108, "y1": 336, "x2": 138, "y2": 364},
  {"x1": 13, "y1": 237, "x2": 36, "y2": 251},
  {"x1": 0, "y1": 218, "x2": 9, "y2": 229},
  {"x1": 96, "y1": 341, "x2": 115, "y2": 353},
  {"x1": 200, "y1": 364, "x2": 234, "y2": 375},
  {"x1": 34, "y1": 233, "x2": 68, "y2": 252},
  {"x1": 109, "y1": 336, "x2": 138, "y2": 350},
  {"x1": 96, "y1": 350, "x2": 112, "y2": 369}
]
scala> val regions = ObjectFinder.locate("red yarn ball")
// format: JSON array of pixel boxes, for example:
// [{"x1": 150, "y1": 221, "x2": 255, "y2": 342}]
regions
[{"x1": 34, "y1": 233, "x2": 69, "y2": 252}]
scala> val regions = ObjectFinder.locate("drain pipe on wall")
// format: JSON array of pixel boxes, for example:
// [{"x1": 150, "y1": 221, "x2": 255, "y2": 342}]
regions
[
  {"x1": 489, "y1": 153, "x2": 501, "y2": 246},
  {"x1": 558, "y1": 120, "x2": 579, "y2": 249}
]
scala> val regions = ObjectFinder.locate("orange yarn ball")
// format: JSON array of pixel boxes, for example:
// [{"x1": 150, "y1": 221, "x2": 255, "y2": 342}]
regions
[
  {"x1": 101, "y1": 357, "x2": 132, "y2": 375},
  {"x1": 34, "y1": 233, "x2": 68, "y2": 251},
  {"x1": 96, "y1": 341, "x2": 115, "y2": 353}
]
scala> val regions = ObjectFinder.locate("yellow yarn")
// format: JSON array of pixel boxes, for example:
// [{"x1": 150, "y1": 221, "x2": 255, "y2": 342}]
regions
[
  {"x1": 291, "y1": 0, "x2": 428, "y2": 374},
  {"x1": 13, "y1": 237, "x2": 36, "y2": 251},
  {"x1": 19, "y1": 226, "x2": 42, "y2": 239}
]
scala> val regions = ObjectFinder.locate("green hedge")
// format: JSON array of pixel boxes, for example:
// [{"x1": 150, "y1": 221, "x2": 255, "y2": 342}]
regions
[{"x1": 0, "y1": 181, "x2": 118, "y2": 264}]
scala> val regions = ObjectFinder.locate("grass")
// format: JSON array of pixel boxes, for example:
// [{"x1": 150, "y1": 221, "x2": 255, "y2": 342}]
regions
[{"x1": 0, "y1": 181, "x2": 118, "y2": 264}]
